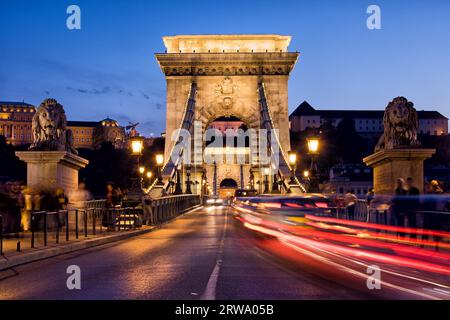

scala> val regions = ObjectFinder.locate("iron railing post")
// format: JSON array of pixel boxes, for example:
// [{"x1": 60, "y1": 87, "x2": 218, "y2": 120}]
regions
[
  {"x1": 56, "y1": 212, "x2": 60, "y2": 244},
  {"x1": 75, "y1": 209, "x2": 79, "y2": 239},
  {"x1": 31, "y1": 213, "x2": 35, "y2": 248},
  {"x1": 0, "y1": 215, "x2": 3, "y2": 255},
  {"x1": 66, "y1": 210, "x2": 69, "y2": 241},
  {"x1": 92, "y1": 209, "x2": 96, "y2": 235},
  {"x1": 84, "y1": 209, "x2": 88, "y2": 238},
  {"x1": 43, "y1": 212, "x2": 47, "y2": 247}
]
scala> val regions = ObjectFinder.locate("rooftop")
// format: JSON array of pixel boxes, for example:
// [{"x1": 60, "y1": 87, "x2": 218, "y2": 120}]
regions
[
  {"x1": 162, "y1": 34, "x2": 292, "y2": 53},
  {"x1": 0, "y1": 101, "x2": 35, "y2": 108},
  {"x1": 67, "y1": 121, "x2": 99, "y2": 128},
  {"x1": 290, "y1": 101, "x2": 448, "y2": 120}
]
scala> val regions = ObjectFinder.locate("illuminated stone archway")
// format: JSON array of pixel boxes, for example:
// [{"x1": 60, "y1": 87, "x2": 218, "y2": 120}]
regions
[{"x1": 155, "y1": 35, "x2": 299, "y2": 194}]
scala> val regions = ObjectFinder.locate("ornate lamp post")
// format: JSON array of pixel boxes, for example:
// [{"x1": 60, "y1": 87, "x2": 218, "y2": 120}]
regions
[
  {"x1": 201, "y1": 172, "x2": 207, "y2": 198},
  {"x1": 307, "y1": 137, "x2": 320, "y2": 156},
  {"x1": 130, "y1": 136, "x2": 144, "y2": 196},
  {"x1": 139, "y1": 166, "x2": 145, "y2": 189},
  {"x1": 155, "y1": 153, "x2": 164, "y2": 185},
  {"x1": 174, "y1": 163, "x2": 183, "y2": 195},
  {"x1": 271, "y1": 173, "x2": 280, "y2": 194},
  {"x1": 131, "y1": 136, "x2": 144, "y2": 158},
  {"x1": 306, "y1": 136, "x2": 320, "y2": 193},
  {"x1": 185, "y1": 166, "x2": 192, "y2": 194},
  {"x1": 249, "y1": 169, "x2": 255, "y2": 190},
  {"x1": 263, "y1": 167, "x2": 270, "y2": 193},
  {"x1": 288, "y1": 151, "x2": 297, "y2": 184},
  {"x1": 213, "y1": 160, "x2": 218, "y2": 197},
  {"x1": 146, "y1": 171, "x2": 152, "y2": 188}
]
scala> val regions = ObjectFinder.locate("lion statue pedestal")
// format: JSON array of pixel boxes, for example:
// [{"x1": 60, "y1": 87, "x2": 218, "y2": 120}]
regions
[
  {"x1": 364, "y1": 149, "x2": 435, "y2": 194},
  {"x1": 15, "y1": 151, "x2": 89, "y2": 193},
  {"x1": 363, "y1": 97, "x2": 435, "y2": 194},
  {"x1": 15, "y1": 98, "x2": 89, "y2": 194}
]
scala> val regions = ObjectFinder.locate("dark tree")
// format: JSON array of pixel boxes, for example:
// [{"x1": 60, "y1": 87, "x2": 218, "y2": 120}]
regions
[
  {"x1": 334, "y1": 117, "x2": 367, "y2": 163},
  {"x1": 0, "y1": 136, "x2": 27, "y2": 182},
  {"x1": 78, "y1": 142, "x2": 134, "y2": 197}
]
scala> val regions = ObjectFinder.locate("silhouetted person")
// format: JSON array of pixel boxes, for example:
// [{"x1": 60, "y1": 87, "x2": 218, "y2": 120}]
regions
[
  {"x1": 366, "y1": 188, "x2": 374, "y2": 205},
  {"x1": 405, "y1": 177, "x2": 420, "y2": 237},
  {"x1": 106, "y1": 183, "x2": 115, "y2": 208},
  {"x1": 344, "y1": 190, "x2": 357, "y2": 220},
  {"x1": 391, "y1": 178, "x2": 407, "y2": 228},
  {"x1": 422, "y1": 180, "x2": 444, "y2": 241}
]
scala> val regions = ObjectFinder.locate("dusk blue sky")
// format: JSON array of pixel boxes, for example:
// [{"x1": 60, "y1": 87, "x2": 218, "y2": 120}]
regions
[{"x1": 1, "y1": 0, "x2": 449, "y2": 136}]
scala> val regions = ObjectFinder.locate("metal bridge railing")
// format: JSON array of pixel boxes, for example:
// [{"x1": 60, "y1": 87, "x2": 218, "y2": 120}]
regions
[
  {"x1": 29, "y1": 206, "x2": 143, "y2": 249},
  {"x1": 143, "y1": 194, "x2": 201, "y2": 225},
  {"x1": 334, "y1": 199, "x2": 450, "y2": 234},
  {"x1": 0, "y1": 195, "x2": 201, "y2": 256},
  {"x1": 335, "y1": 199, "x2": 370, "y2": 222}
]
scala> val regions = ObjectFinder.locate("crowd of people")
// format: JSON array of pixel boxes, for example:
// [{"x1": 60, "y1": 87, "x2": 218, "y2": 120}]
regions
[
  {"x1": 366, "y1": 177, "x2": 449, "y2": 230},
  {"x1": 0, "y1": 180, "x2": 128, "y2": 233},
  {"x1": 334, "y1": 177, "x2": 449, "y2": 232}
]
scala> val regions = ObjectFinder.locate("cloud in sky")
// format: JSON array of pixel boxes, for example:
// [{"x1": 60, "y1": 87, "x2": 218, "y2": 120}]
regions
[{"x1": 66, "y1": 86, "x2": 134, "y2": 97}]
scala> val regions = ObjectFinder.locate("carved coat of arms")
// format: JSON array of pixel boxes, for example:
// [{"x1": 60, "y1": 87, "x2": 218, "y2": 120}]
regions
[{"x1": 214, "y1": 77, "x2": 238, "y2": 115}]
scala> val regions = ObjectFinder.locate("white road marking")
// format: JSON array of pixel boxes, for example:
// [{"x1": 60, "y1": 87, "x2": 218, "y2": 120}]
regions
[{"x1": 200, "y1": 207, "x2": 228, "y2": 300}]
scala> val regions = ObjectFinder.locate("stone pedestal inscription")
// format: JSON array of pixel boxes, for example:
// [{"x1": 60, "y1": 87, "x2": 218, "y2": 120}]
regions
[
  {"x1": 15, "y1": 151, "x2": 89, "y2": 193},
  {"x1": 363, "y1": 149, "x2": 435, "y2": 194}
]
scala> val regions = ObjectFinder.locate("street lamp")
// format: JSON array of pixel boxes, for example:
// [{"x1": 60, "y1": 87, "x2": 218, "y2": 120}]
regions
[
  {"x1": 263, "y1": 167, "x2": 270, "y2": 193},
  {"x1": 307, "y1": 137, "x2": 320, "y2": 155},
  {"x1": 139, "y1": 166, "x2": 145, "y2": 189},
  {"x1": 249, "y1": 169, "x2": 255, "y2": 190},
  {"x1": 129, "y1": 136, "x2": 145, "y2": 197},
  {"x1": 303, "y1": 170, "x2": 310, "y2": 178},
  {"x1": 130, "y1": 136, "x2": 144, "y2": 156},
  {"x1": 185, "y1": 166, "x2": 192, "y2": 194},
  {"x1": 155, "y1": 153, "x2": 164, "y2": 185},
  {"x1": 306, "y1": 136, "x2": 320, "y2": 193},
  {"x1": 174, "y1": 163, "x2": 183, "y2": 195},
  {"x1": 156, "y1": 154, "x2": 164, "y2": 166},
  {"x1": 271, "y1": 173, "x2": 280, "y2": 194},
  {"x1": 146, "y1": 171, "x2": 153, "y2": 188},
  {"x1": 288, "y1": 151, "x2": 297, "y2": 184}
]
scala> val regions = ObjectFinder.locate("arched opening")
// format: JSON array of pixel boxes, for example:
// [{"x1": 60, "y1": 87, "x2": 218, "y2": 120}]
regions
[
  {"x1": 205, "y1": 115, "x2": 250, "y2": 148},
  {"x1": 219, "y1": 178, "x2": 238, "y2": 199},
  {"x1": 220, "y1": 178, "x2": 238, "y2": 188}
]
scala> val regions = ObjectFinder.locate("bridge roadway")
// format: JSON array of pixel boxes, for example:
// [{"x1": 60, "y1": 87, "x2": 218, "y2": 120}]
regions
[{"x1": 0, "y1": 205, "x2": 377, "y2": 299}]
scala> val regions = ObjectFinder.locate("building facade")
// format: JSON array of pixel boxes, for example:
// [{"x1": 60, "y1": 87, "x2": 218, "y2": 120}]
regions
[
  {"x1": 0, "y1": 101, "x2": 126, "y2": 149},
  {"x1": 67, "y1": 121, "x2": 97, "y2": 148},
  {"x1": 0, "y1": 102, "x2": 36, "y2": 145},
  {"x1": 61, "y1": 118, "x2": 126, "y2": 149},
  {"x1": 322, "y1": 164, "x2": 373, "y2": 198},
  {"x1": 290, "y1": 101, "x2": 449, "y2": 136}
]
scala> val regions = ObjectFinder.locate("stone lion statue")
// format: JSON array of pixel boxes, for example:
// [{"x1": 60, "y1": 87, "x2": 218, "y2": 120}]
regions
[
  {"x1": 29, "y1": 98, "x2": 78, "y2": 154},
  {"x1": 375, "y1": 96, "x2": 421, "y2": 152}
]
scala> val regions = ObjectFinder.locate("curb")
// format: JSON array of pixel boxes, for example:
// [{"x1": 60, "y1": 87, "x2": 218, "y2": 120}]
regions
[{"x1": 0, "y1": 227, "x2": 154, "y2": 271}]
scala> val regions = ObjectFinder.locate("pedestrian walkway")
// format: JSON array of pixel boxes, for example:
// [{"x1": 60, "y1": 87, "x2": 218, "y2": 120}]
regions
[{"x1": 0, "y1": 225, "x2": 154, "y2": 271}]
